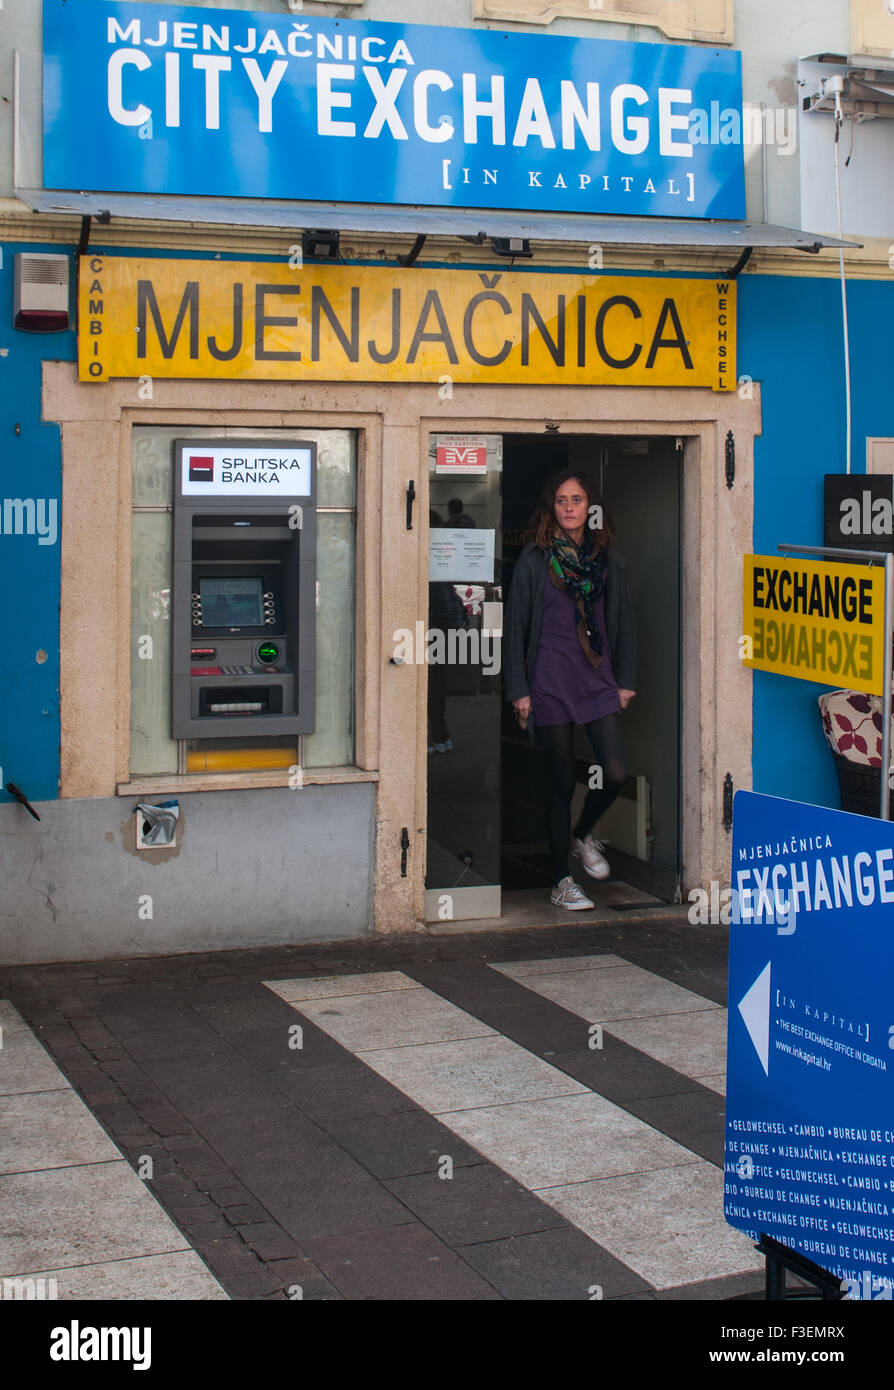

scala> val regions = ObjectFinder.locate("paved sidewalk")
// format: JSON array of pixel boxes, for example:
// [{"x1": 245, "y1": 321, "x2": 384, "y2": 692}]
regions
[
  {"x1": 0, "y1": 914, "x2": 770, "y2": 1301},
  {"x1": 0, "y1": 1001, "x2": 228, "y2": 1300}
]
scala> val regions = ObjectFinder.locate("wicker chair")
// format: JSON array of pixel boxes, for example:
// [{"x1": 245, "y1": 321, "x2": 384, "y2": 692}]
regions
[{"x1": 818, "y1": 689, "x2": 892, "y2": 818}]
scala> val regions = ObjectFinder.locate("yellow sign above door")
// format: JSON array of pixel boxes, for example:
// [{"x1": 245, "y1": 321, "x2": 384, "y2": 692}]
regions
[
  {"x1": 742, "y1": 555, "x2": 887, "y2": 694},
  {"x1": 79, "y1": 256, "x2": 735, "y2": 391}
]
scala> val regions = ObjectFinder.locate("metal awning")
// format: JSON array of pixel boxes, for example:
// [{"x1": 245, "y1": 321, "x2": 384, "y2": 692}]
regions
[{"x1": 17, "y1": 187, "x2": 859, "y2": 252}]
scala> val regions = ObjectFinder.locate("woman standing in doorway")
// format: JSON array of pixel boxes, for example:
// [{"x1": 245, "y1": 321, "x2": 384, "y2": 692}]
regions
[{"x1": 504, "y1": 470, "x2": 637, "y2": 910}]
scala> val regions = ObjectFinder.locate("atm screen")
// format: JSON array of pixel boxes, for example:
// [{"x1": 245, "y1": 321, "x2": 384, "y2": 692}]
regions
[{"x1": 199, "y1": 576, "x2": 264, "y2": 627}]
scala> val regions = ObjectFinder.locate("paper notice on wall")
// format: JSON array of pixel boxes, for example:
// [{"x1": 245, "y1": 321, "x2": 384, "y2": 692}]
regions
[{"x1": 430, "y1": 529, "x2": 495, "y2": 582}]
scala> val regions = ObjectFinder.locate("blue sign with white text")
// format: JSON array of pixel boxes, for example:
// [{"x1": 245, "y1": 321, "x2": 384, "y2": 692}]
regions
[
  {"x1": 43, "y1": 0, "x2": 745, "y2": 220},
  {"x1": 725, "y1": 791, "x2": 894, "y2": 1301}
]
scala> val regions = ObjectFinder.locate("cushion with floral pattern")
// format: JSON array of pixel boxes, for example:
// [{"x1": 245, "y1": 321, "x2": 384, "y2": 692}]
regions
[
  {"x1": 455, "y1": 583, "x2": 486, "y2": 617},
  {"x1": 818, "y1": 690, "x2": 891, "y2": 768}
]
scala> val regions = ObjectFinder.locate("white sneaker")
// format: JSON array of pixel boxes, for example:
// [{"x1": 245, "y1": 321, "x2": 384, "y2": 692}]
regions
[
  {"x1": 572, "y1": 835, "x2": 611, "y2": 881},
  {"x1": 550, "y1": 876, "x2": 595, "y2": 911}
]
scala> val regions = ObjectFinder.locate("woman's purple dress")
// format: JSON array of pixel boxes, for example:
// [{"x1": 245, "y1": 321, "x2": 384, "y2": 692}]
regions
[{"x1": 531, "y1": 578, "x2": 620, "y2": 725}]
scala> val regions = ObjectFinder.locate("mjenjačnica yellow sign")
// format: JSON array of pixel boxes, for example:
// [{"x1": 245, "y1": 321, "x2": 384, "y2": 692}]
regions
[
  {"x1": 742, "y1": 555, "x2": 887, "y2": 695},
  {"x1": 79, "y1": 256, "x2": 735, "y2": 391}
]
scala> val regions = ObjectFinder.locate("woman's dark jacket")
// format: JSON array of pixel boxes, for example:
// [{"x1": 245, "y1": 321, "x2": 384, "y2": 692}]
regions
[{"x1": 503, "y1": 542, "x2": 637, "y2": 702}]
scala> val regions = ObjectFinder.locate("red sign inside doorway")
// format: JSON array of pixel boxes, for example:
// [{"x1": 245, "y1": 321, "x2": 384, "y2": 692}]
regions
[{"x1": 435, "y1": 436, "x2": 488, "y2": 475}]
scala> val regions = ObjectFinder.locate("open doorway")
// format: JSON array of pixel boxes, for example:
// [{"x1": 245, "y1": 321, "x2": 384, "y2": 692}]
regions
[
  {"x1": 500, "y1": 432, "x2": 683, "y2": 914},
  {"x1": 424, "y1": 429, "x2": 683, "y2": 926}
]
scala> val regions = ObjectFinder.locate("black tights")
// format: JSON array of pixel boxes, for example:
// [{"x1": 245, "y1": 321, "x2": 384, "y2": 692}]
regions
[{"x1": 537, "y1": 715, "x2": 626, "y2": 886}]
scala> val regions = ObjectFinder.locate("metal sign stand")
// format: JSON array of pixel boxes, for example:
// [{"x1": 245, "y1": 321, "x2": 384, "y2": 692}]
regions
[
  {"x1": 755, "y1": 1235, "x2": 845, "y2": 1301},
  {"x1": 777, "y1": 543, "x2": 894, "y2": 819}
]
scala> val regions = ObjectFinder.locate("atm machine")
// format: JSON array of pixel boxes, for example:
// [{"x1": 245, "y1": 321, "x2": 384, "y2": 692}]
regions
[{"x1": 171, "y1": 438, "x2": 316, "y2": 739}]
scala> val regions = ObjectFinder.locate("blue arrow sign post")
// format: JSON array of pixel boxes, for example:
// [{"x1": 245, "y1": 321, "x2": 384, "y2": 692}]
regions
[{"x1": 725, "y1": 790, "x2": 894, "y2": 1301}]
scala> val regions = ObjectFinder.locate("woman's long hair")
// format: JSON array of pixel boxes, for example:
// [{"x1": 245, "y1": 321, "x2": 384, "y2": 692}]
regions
[{"x1": 527, "y1": 469, "x2": 613, "y2": 552}]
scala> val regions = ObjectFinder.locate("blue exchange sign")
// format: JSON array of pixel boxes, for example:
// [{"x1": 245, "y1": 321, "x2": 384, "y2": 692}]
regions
[
  {"x1": 43, "y1": 0, "x2": 745, "y2": 220},
  {"x1": 725, "y1": 791, "x2": 894, "y2": 1301}
]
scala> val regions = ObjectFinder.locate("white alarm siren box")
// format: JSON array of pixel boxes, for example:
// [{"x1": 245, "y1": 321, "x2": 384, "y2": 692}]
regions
[{"x1": 14, "y1": 253, "x2": 70, "y2": 332}]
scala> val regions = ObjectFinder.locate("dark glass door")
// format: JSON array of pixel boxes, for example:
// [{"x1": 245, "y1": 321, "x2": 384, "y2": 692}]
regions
[{"x1": 424, "y1": 435, "x2": 503, "y2": 922}]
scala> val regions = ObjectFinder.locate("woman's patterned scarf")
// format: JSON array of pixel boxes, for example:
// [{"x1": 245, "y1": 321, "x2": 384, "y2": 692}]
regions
[{"x1": 547, "y1": 531, "x2": 609, "y2": 669}]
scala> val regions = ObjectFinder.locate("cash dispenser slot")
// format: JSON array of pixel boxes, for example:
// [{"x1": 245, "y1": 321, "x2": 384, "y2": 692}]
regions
[
  {"x1": 197, "y1": 686, "x2": 281, "y2": 717},
  {"x1": 171, "y1": 439, "x2": 317, "y2": 740}
]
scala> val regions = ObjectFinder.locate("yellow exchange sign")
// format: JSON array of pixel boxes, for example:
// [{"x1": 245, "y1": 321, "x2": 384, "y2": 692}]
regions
[
  {"x1": 742, "y1": 555, "x2": 887, "y2": 694},
  {"x1": 79, "y1": 256, "x2": 735, "y2": 390}
]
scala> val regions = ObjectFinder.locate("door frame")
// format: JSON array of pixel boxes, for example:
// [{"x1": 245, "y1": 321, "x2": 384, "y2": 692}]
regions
[{"x1": 416, "y1": 385, "x2": 759, "y2": 930}]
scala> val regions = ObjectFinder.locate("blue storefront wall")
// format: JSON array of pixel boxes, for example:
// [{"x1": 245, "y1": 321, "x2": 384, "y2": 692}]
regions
[
  {"x1": 1, "y1": 242, "x2": 888, "y2": 815},
  {"x1": 738, "y1": 273, "x2": 894, "y2": 810},
  {"x1": 0, "y1": 241, "x2": 76, "y2": 805}
]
